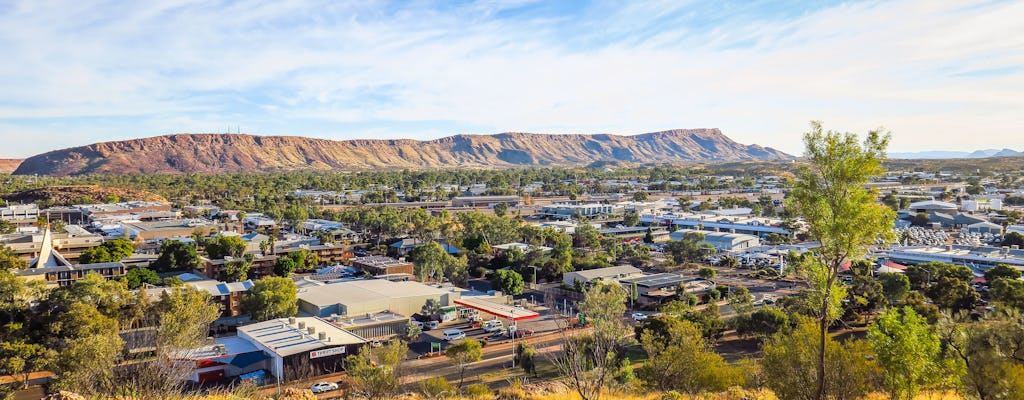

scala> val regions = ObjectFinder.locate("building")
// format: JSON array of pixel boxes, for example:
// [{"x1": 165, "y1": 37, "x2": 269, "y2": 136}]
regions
[
  {"x1": 123, "y1": 219, "x2": 218, "y2": 241},
  {"x1": 491, "y1": 242, "x2": 553, "y2": 254},
  {"x1": 620, "y1": 274, "x2": 713, "y2": 298},
  {"x1": 178, "y1": 336, "x2": 269, "y2": 383},
  {"x1": 0, "y1": 204, "x2": 40, "y2": 232},
  {"x1": 77, "y1": 201, "x2": 172, "y2": 218},
  {"x1": 451, "y1": 195, "x2": 521, "y2": 208},
  {"x1": 541, "y1": 203, "x2": 615, "y2": 218},
  {"x1": 907, "y1": 200, "x2": 958, "y2": 215},
  {"x1": 562, "y1": 265, "x2": 643, "y2": 287},
  {"x1": 327, "y1": 311, "x2": 411, "y2": 340},
  {"x1": 669, "y1": 229, "x2": 761, "y2": 251},
  {"x1": 2, "y1": 227, "x2": 104, "y2": 263},
  {"x1": 967, "y1": 221, "x2": 1003, "y2": 235},
  {"x1": 236, "y1": 317, "x2": 368, "y2": 381},
  {"x1": 642, "y1": 213, "x2": 791, "y2": 238},
  {"x1": 190, "y1": 280, "x2": 254, "y2": 325},
  {"x1": 350, "y1": 256, "x2": 414, "y2": 276},
  {"x1": 886, "y1": 244, "x2": 1024, "y2": 271},
  {"x1": 297, "y1": 279, "x2": 460, "y2": 318},
  {"x1": 14, "y1": 227, "x2": 126, "y2": 286}
]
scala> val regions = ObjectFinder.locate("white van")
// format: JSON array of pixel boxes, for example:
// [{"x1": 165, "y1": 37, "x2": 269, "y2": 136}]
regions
[
  {"x1": 443, "y1": 329, "x2": 466, "y2": 341},
  {"x1": 482, "y1": 320, "x2": 504, "y2": 333}
]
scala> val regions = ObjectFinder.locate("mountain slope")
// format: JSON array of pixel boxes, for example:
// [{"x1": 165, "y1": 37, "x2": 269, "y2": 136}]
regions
[
  {"x1": 13, "y1": 129, "x2": 791, "y2": 176},
  {"x1": 0, "y1": 159, "x2": 22, "y2": 174}
]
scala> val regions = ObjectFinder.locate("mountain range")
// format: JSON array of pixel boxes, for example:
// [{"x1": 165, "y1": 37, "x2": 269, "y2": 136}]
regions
[
  {"x1": 12, "y1": 129, "x2": 791, "y2": 176},
  {"x1": 889, "y1": 148, "x2": 1024, "y2": 159}
]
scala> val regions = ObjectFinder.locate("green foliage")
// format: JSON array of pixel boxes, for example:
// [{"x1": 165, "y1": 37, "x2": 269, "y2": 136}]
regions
[
  {"x1": 242, "y1": 276, "x2": 297, "y2": 321},
  {"x1": 0, "y1": 244, "x2": 27, "y2": 270},
  {"x1": 204, "y1": 234, "x2": 246, "y2": 259},
  {"x1": 514, "y1": 341, "x2": 537, "y2": 376},
  {"x1": 410, "y1": 241, "x2": 468, "y2": 285},
  {"x1": 1002, "y1": 232, "x2": 1024, "y2": 248},
  {"x1": 623, "y1": 212, "x2": 640, "y2": 227},
  {"x1": 0, "y1": 219, "x2": 14, "y2": 235},
  {"x1": 911, "y1": 212, "x2": 930, "y2": 227},
  {"x1": 698, "y1": 267, "x2": 715, "y2": 280},
  {"x1": 445, "y1": 338, "x2": 483, "y2": 389},
  {"x1": 123, "y1": 267, "x2": 159, "y2": 289},
  {"x1": 878, "y1": 272, "x2": 910, "y2": 305},
  {"x1": 419, "y1": 376, "x2": 456, "y2": 399},
  {"x1": 868, "y1": 307, "x2": 942, "y2": 400},
  {"x1": 463, "y1": 383, "x2": 491, "y2": 399},
  {"x1": 79, "y1": 238, "x2": 134, "y2": 264},
  {"x1": 761, "y1": 316, "x2": 882, "y2": 400},
  {"x1": 151, "y1": 240, "x2": 201, "y2": 272},
  {"x1": 941, "y1": 311, "x2": 1024, "y2": 399},
  {"x1": 348, "y1": 340, "x2": 408, "y2": 400},
  {"x1": 991, "y1": 278, "x2": 1024, "y2": 311},
  {"x1": 727, "y1": 285, "x2": 755, "y2": 315},
  {"x1": 638, "y1": 319, "x2": 745, "y2": 394},
  {"x1": 843, "y1": 274, "x2": 885, "y2": 320},
  {"x1": 663, "y1": 231, "x2": 714, "y2": 265},
  {"x1": 985, "y1": 264, "x2": 1022, "y2": 283},
  {"x1": 273, "y1": 254, "x2": 298, "y2": 277},
  {"x1": 221, "y1": 255, "x2": 253, "y2": 282},
  {"x1": 735, "y1": 306, "x2": 789, "y2": 339},
  {"x1": 926, "y1": 276, "x2": 980, "y2": 311},
  {"x1": 490, "y1": 269, "x2": 525, "y2": 295}
]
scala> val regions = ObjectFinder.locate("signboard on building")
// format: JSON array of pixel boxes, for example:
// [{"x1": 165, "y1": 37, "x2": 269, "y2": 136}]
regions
[{"x1": 309, "y1": 346, "x2": 345, "y2": 359}]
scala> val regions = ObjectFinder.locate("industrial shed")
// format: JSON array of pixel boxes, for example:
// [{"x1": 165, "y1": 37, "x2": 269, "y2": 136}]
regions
[{"x1": 297, "y1": 279, "x2": 461, "y2": 318}]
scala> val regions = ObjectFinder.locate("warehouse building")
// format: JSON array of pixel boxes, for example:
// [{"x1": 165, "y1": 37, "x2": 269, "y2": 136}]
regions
[
  {"x1": 236, "y1": 317, "x2": 368, "y2": 382},
  {"x1": 562, "y1": 265, "x2": 643, "y2": 287},
  {"x1": 669, "y1": 229, "x2": 761, "y2": 251},
  {"x1": 297, "y1": 279, "x2": 460, "y2": 318}
]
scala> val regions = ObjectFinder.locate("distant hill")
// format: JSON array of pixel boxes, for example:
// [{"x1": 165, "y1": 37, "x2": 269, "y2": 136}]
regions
[
  {"x1": 0, "y1": 159, "x2": 22, "y2": 174},
  {"x1": 890, "y1": 148, "x2": 1024, "y2": 159},
  {"x1": 2, "y1": 185, "x2": 168, "y2": 206},
  {"x1": 13, "y1": 129, "x2": 791, "y2": 176}
]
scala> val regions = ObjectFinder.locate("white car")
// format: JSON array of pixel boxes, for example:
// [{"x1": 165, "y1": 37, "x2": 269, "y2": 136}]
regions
[
  {"x1": 311, "y1": 382, "x2": 339, "y2": 394},
  {"x1": 631, "y1": 312, "x2": 647, "y2": 321}
]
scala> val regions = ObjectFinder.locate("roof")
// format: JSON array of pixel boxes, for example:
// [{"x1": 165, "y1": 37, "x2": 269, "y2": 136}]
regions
[
  {"x1": 236, "y1": 317, "x2": 367, "y2": 357},
  {"x1": 15, "y1": 262, "x2": 124, "y2": 277},
  {"x1": 179, "y1": 336, "x2": 261, "y2": 361},
  {"x1": 620, "y1": 273, "x2": 692, "y2": 288},
  {"x1": 191, "y1": 280, "x2": 254, "y2": 296},
  {"x1": 29, "y1": 227, "x2": 71, "y2": 268},
  {"x1": 491, "y1": 242, "x2": 553, "y2": 252},
  {"x1": 454, "y1": 297, "x2": 539, "y2": 321},
  {"x1": 968, "y1": 221, "x2": 1002, "y2": 229},
  {"x1": 909, "y1": 200, "x2": 957, "y2": 209},
  {"x1": 568, "y1": 265, "x2": 642, "y2": 280},
  {"x1": 297, "y1": 279, "x2": 450, "y2": 308}
]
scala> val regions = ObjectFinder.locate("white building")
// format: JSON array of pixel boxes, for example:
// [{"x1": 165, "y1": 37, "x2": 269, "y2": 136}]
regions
[{"x1": 562, "y1": 265, "x2": 643, "y2": 287}]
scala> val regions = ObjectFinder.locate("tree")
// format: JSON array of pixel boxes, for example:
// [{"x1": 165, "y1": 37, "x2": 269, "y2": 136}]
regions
[
  {"x1": 698, "y1": 267, "x2": 716, "y2": 280},
  {"x1": 204, "y1": 235, "x2": 246, "y2": 259},
  {"x1": 410, "y1": 242, "x2": 466, "y2": 284},
  {"x1": 49, "y1": 332, "x2": 124, "y2": 396},
  {"x1": 347, "y1": 340, "x2": 407, "y2": 400},
  {"x1": 926, "y1": 276, "x2": 979, "y2": 311},
  {"x1": 727, "y1": 285, "x2": 755, "y2": 315},
  {"x1": 868, "y1": 307, "x2": 941, "y2": 400},
  {"x1": 664, "y1": 232, "x2": 714, "y2": 264},
  {"x1": 445, "y1": 338, "x2": 482, "y2": 389},
  {"x1": 643, "y1": 227, "x2": 655, "y2": 244},
  {"x1": 490, "y1": 269, "x2": 525, "y2": 296},
  {"x1": 622, "y1": 212, "x2": 640, "y2": 227},
  {"x1": 940, "y1": 311, "x2": 1024, "y2": 399},
  {"x1": 573, "y1": 222, "x2": 602, "y2": 250},
  {"x1": 735, "y1": 306, "x2": 789, "y2": 339},
  {"x1": 1002, "y1": 232, "x2": 1024, "y2": 248},
  {"x1": 911, "y1": 212, "x2": 930, "y2": 227},
  {"x1": 985, "y1": 264, "x2": 1022, "y2": 283},
  {"x1": 514, "y1": 342, "x2": 537, "y2": 376},
  {"x1": 761, "y1": 316, "x2": 882, "y2": 400},
  {"x1": 844, "y1": 275, "x2": 885, "y2": 321},
  {"x1": 273, "y1": 255, "x2": 298, "y2": 277},
  {"x1": 553, "y1": 282, "x2": 629, "y2": 400},
  {"x1": 151, "y1": 240, "x2": 201, "y2": 272},
  {"x1": 786, "y1": 121, "x2": 895, "y2": 400},
  {"x1": 80, "y1": 238, "x2": 135, "y2": 264},
  {"x1": 878, "y1": 272, "x2": 910, "y2": 305},
  {"x1": 123, "y1": 267, "x2": 159, "y2": 289},
  {"x1": 0, "y1": 245, "x2": 27, "y2": 270},
  {"x1": 632, "y1": 191, "x2": 649, "y2": 201},
  {"x1": 638, "y1": 318, "x2": 744, "y2": 394},
  {"x1": 991, "y1": 278, "x2": 1024, "y2": 310},
  {"x1": 492, "y1": 202, "x2": 508, "y2": 217},
  {"x1": 243, "y1": 276, "x2": 297, "y2": 321},
  {"x1": 222, "y1": 255, "x2": 253, "y2": 282},
  {"x1": 0, "y1": 219, "x2": 15, "y2": 235}
]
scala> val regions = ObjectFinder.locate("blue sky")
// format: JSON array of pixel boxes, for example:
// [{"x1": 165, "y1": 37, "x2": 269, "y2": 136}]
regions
[{"x1": 0, "y1": 0, "x2": 1022, "y2": 157}]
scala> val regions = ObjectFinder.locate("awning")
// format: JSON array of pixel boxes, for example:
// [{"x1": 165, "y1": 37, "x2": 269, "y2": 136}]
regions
[{"x1": 455, "y1": 297, "x2": 540, "y2": 321}]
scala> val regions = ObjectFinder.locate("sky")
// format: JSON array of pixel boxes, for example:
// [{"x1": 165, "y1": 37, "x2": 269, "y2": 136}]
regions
[{"x1": 0, "y1": 0, "x2": 1022, "y2": 158}]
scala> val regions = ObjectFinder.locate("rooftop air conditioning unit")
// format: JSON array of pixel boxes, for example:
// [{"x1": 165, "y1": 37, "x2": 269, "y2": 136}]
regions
[
  {"x1": 288, "y1": 317, "x2": 297, "y2": 325},
  {"x1": 307, "y1": 327, "x2": 316, "y2": 335},
  {"x1": 318, "y1": 332, "x2": 327, "y2": 341},
  {"x1": 298, "y1": 321, "x2": 306, "y2": 329}
]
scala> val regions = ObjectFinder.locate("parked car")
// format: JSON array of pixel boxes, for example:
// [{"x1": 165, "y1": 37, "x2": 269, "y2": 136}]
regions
[
  {"x1": 426, "y1": 321, "x2": 440, "y2": 330},
  {"x1": 443, "y1": 329, "x2": 466, "y2": 341},
  {"x1": 511, "y1": 329, "x2": 534, "y2": 338},
  {"x1": 311, "y1": 382, "x2": 339, "y2": 394},
  {"x1": 631, "y1": 313, "x2": 647, "y2": 321},
  {"x1": 482, "y1": 320, "x2": 504, "y2": 333}
]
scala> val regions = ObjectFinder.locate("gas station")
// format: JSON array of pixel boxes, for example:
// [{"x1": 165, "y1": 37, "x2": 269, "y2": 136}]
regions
[{"x1": 453, "y1": 296, "x2": 540, "y2": 368}]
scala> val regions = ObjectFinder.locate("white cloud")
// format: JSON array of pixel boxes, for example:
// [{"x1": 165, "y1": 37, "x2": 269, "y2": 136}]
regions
[{"x1": 0, "y1": 0, "x2": 1022, "y2": 157}]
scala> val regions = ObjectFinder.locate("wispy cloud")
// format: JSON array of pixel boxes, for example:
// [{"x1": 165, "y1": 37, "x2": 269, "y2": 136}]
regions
[{"x1": 0, "y1": 0, "x2": 1022, "y2": 157}]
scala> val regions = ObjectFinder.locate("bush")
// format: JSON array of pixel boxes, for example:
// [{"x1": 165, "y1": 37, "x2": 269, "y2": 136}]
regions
[
  {"x1": 463, "y1": 383, "x2": 491, "y2": 399},
  {"x1": 420, "y1": 376, "x2": 456, "y2": 399}
]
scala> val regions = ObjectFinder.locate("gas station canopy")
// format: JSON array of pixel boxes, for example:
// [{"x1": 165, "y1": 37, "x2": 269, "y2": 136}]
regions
[{"x1": 454, "y1": 297, "x2": 540, "y2": 321}]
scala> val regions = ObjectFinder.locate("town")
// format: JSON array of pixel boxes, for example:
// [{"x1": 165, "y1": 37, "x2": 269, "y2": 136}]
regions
[{"x1": 3, "y1": 155, "x2": 1024, "y2": 399}]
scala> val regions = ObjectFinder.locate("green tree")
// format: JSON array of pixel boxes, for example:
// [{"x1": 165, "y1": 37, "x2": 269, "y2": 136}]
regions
[
  {"x1": 123, "y1": 267, "x2": 159, "y2": 289},
  {"x1": 553, "y1": 282, "x2": 629, "y2": 400},
  {"x1": 151, "y1": 240, "x2": 201, "y2": 272},
  {"x1": 786, "y1": 121, "x2": 895, "y2": 400},
  {"x1": 242, "y1": 276, "x2": 297, "y2": 321},
  {"x1": 222, "y1": 255, "x2": 253, "y2": 282},
  {"x1": 632, "y1": 191, "x2": 649, "y2": 201},
  {"x1": 941, "y1": 311, "x2": 1024, "y2": 400},
  {"x1": 727, "y1": 285, "x2": 755, "y2": 315},
  {"x1": 410, "y1": 242, "x2": 466, "y2": 284},
  {"x1": 1002, "y1": 232, "x2": 1024, "y2": 248},
  {"x1": 273, "y1": 255, "x2": 298, "y2": 277},
  {"x1": 698, "y1": 267, "x2": 716, "y2": 280},
  {"x1": 985, "y1": 264, "x2": 1022, "y2": 283},
  {"x1": 204, "y1": 235, "x2": 246, "y2": 259},
  {"x1": 878, "y1": 272, "x2": 910, "y2": 305},
  {"x1": 347, "y1": 340, "x2": 408, "y2": 400},
  {"x1": 514, "y1": 341, "x2": 537, "y2": 376},
  {"x1": 638, "y1": 318, "x2": 744, "y2": 394},
  {"x1": 80, "y1": 238, "x2": 135, "y2": 264},
  {"x1": 868, "y1": 307, "x2": 941, "y2": 400},
  {"x1": 623, "y1": 212, "x2": 640, "y2": 227},
  {"x1": 0, "y1": 219, "x2": 15, "y2": 235},
  {"x1": 926, "y1": 276, "x2": 979, "y2": 311},
  {"x1": 49, "y1": 332, "x2": 124, "y2": 396},
  {"x1": 762, "y1": 316, "x2": 882, "y2": 400},
  {"x1": 991, "y1": 278, "x2": 1024, "y2": 310},
  {"x1": 735, "y1": 306, "x2": 789, "y2": 339},
  {"x1": 911, "y1": 212, "x2": 930, "y2": 227},
  {"x1": 664, "y1": 231, "x2": 714, "y2": 264},
  {"x1": 492, "y1": 202, "x2": 508, "y2": 217},
  {"x1": 0, "y1": 245, "x2": 27, "y2": 270},
  {"x1": 445, "y1": 338, "x2": 482, "y2": 389},
  {"x1": 490, "y1": 269, "x2": 525, "y2": 296}
]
